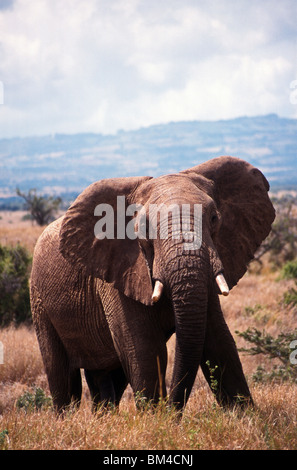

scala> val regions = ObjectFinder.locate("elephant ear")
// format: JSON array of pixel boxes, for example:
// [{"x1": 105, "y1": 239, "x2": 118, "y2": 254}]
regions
[
  {"x1": 182, "y1": 156, "x2": 275, "y2": 290},
  {"x1": 59, "y1": 176, "x2": 154, "y2": 305}
]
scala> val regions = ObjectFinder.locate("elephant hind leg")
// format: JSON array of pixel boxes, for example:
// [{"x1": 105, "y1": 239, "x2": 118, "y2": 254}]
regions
[{"x1": 84, "y1": 367, "x2": 127, "y2": 410}]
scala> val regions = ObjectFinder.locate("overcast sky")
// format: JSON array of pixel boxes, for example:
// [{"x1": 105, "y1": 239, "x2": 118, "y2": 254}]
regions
[{"x1": 0, "y1": 0, "x2": 296, "y2": 138}]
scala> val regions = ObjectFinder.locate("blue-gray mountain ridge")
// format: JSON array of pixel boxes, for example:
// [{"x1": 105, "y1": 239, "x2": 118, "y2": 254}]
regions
[{"x1": 0, "y1": 114, "x2": 296, "y2": 204}]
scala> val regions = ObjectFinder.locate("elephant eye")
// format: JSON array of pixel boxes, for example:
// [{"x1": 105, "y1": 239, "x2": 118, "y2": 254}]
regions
[
  {"x1": 211, "y1": 214, "x2": 218, "y2": 225},
  {"x1": 210, "y1": 212, "x2": 221, "y2": 234}
]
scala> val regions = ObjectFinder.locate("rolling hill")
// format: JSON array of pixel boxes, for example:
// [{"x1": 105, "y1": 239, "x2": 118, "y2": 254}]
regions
[{"x1": 0, "y1": 114, "x2": 296, "y2": 207}]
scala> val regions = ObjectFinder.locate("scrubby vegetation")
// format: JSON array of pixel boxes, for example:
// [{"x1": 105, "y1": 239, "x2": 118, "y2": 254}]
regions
[
  {"x1": 0, "y1": 243, "x2": 32, "y2": 327},
  {"x1": 16, "y1": 387, "x2": 52, "y2": 412},
  {"x1": 254, "y1": 195, "x2": 297, "y2": 268},
  {"x1": 236, "y1": 327, "x2": 297, "y2": 383}
]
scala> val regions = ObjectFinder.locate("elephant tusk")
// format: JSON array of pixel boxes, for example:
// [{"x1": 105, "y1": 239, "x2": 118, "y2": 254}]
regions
[
  {"x1": 152, "y1": 280, "x2": 164, "y2": 303},
  {"x1": 216, "y1": 273, "x2": 229, "y2": 296}
]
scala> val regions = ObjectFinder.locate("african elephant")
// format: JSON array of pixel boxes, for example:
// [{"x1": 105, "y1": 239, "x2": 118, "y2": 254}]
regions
[{"x1": 30, "y1": 156, "x2": 275, "y2": 412}]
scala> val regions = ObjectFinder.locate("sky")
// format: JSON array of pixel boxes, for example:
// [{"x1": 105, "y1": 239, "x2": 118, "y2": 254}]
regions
[{"x1": 0, "y1": 0, "x2": 296, "y2": 138}]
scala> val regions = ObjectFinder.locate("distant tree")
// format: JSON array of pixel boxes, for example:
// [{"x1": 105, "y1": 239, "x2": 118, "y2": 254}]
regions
[{"x1": 16, "y1": 188, "x2": 62, "y2": 226}]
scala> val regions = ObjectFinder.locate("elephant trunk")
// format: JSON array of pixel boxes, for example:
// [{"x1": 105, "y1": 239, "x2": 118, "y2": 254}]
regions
[
  {"x1": 166, "y1": 241, "x2": 224, "y2": 409},
  {"x1": 170, "y1": 282, "x2": 208, "y2": 408}
]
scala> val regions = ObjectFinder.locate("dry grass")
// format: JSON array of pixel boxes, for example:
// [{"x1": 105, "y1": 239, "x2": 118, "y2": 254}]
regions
[
  {"x1": 0, "y1": 376, "x2": 296, "y2": 450},
  {"x1": 0, "y1": 212, "x2": 297, "y2": 450},
  {"x1": 0, "y1": 326, "x2": 47, "y2": 414},
  {"x1": 0, "y1": 211, "x2": 44, "y2": 252}
]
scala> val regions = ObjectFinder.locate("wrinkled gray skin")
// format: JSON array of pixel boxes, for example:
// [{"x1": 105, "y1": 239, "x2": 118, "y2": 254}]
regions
[{"x1": 30, "y1": 157, "x2": 275, "y2": 412}]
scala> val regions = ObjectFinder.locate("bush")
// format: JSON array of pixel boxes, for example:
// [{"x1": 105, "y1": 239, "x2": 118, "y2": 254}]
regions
[
  {"x1": 0, "y1": 429, "x2": 9, "y2": 449},
  {"x1": 283, "y1": 284, "x2": 297, "y2": 308},
  {"x1": 280, "y1": 259, "x2": 297, "y2": 280},
  {"x1": 254, "y1": 196, "x2": 297, "y2": 268},
  {"x1": 0, "y1": 243, "x2": 32, "y2": 327},
  {"x1": 280, "y1": 260, "x2": 297, "y2": 309},
  {"x1": 16, "y1": 388, "x2": 52, "y2": 412},
  {"x1": 236, "y1": 327, "x2": 297, "y2": 383}
]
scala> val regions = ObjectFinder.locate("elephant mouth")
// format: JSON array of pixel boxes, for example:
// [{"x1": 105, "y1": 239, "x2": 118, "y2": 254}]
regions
[{"x1": 151, "y1": 272, "x2": 229, "y2": 303}]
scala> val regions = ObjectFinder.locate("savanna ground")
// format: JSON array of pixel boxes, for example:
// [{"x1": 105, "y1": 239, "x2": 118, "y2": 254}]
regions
[{"x1": 0, "y1": 211, "x2": 297, "y2": 450}]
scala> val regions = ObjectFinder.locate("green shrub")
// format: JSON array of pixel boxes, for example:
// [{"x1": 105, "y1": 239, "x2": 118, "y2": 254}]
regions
[
  {"x1": 283, "y1": 283, "x2": 297, "y2": 308},
  {"x1": 251, "y1": 364, "x2": 296, "y2": 383},
  {"x1": 236, "y1": 327, "x2": 297, "y2": 383},
  {"x1": 254, "y1": 196, "x2": 297, "y2": 268},
  {"x1": 0, "y1": 243, "x2": 32, "y2": 327},
  {"x1": 16, "y1": 388, "x2": 52, "y2": 412},
  {"x1": 280, "y1": 259, "x2": 297, "y2": 280},
  {"x1": 280, "y1": 261, "x2": 297, "y2": 308},
  {"x1": 0, "y1": 429, "x2": 9, "y2": 449}
]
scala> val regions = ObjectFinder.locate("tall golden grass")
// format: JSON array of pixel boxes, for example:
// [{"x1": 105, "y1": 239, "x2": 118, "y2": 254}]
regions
[
  {"x1": 0, "y1": 211, "x2": 297, "y2": 450},
  {"x1": 0, "y1": 211, "x2": 44, "y2": 252}
]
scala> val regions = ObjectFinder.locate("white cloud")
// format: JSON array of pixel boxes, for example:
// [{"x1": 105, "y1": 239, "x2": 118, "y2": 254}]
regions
[{"x1": 0, "y1": 0, "x2": 296, "y2": 137}]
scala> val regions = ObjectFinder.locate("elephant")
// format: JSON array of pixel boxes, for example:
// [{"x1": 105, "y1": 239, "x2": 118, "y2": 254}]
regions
[{"x1": 30, "y1": 156, "x2": 275, "y2": 413}]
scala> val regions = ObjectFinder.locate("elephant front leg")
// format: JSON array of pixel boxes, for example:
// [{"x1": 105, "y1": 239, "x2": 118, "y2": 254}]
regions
[
  {"x1": 128, "y1": 349, "x2": 168, "y2": 407},
  {"x1": 105, "y1": 303, "x2": 168, "y2": 405},
  {"x1": 113, "y1": 331, "x2": 168, "y2": 406},
  {"x1": 201, "y1": 289, "x2": 253, "y2": 408}
]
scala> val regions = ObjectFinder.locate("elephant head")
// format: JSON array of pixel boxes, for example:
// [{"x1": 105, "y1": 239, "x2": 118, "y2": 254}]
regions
[{"x1": 59, "y1": 156, "x2": 275, "y2": 408}]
